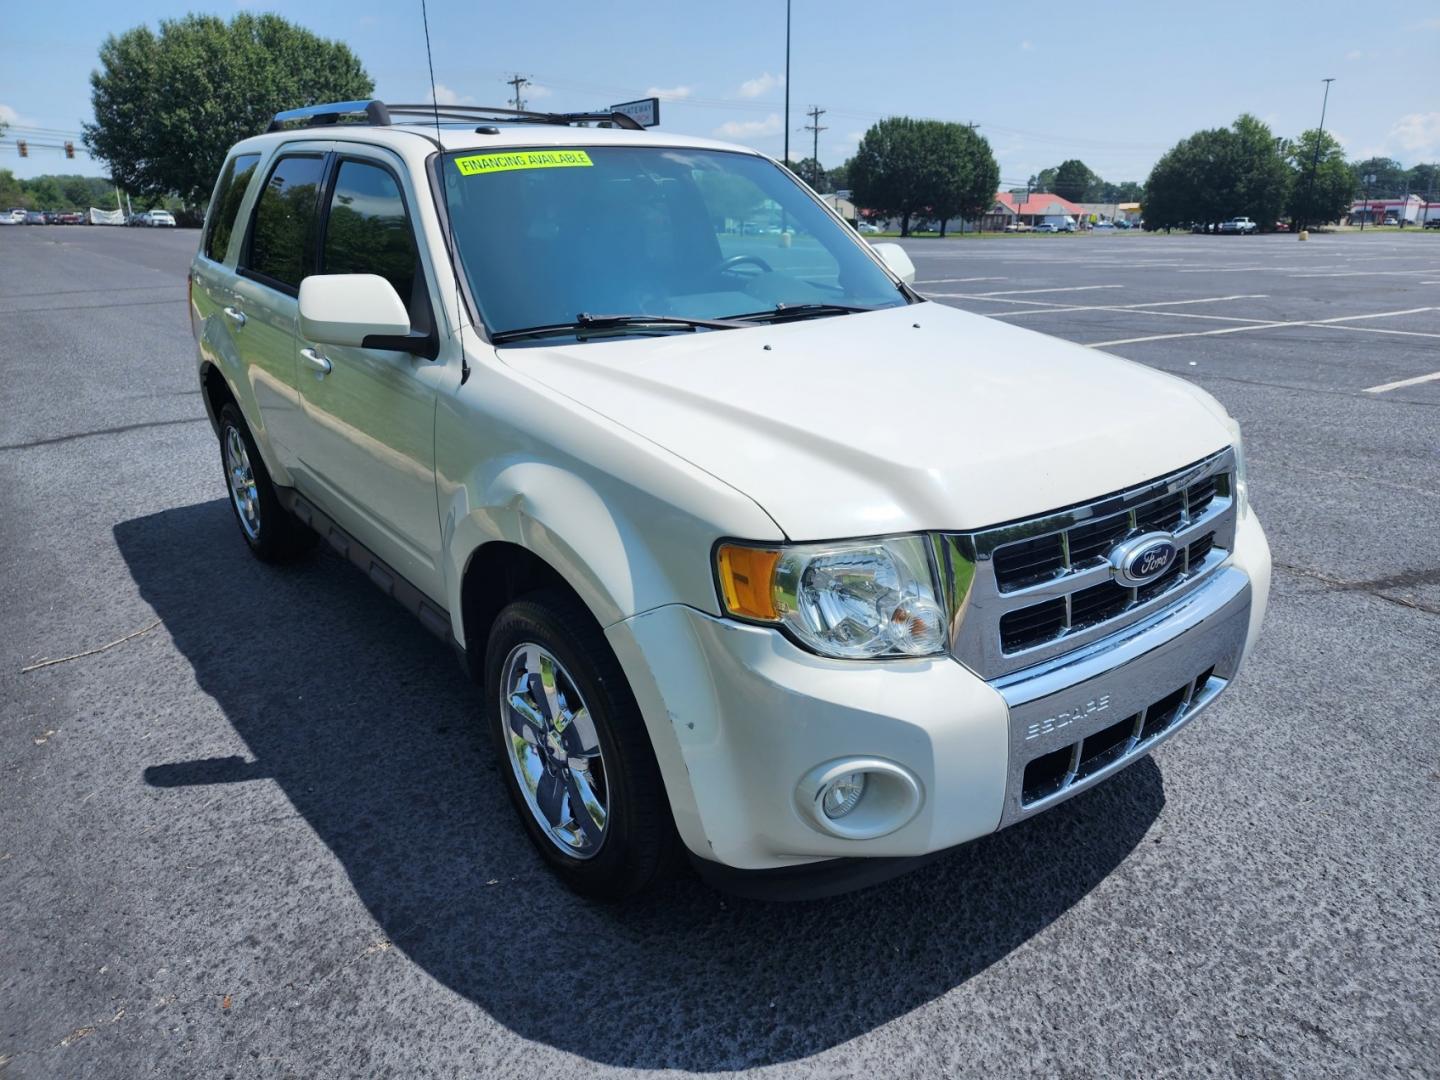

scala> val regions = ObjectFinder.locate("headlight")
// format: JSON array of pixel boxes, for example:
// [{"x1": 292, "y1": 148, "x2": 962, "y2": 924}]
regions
[
  {"x1": 1225, "y1": 418, "x2": 1250, "y2": 516},
  {"x1": 716, "y1": 536, "x2": 949, "y2": 659}
]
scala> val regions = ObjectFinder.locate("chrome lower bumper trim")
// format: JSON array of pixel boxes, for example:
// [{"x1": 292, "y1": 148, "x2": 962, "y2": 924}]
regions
[{"x1": 994, "y1": 565, "x2": 1251, "y2": 828}]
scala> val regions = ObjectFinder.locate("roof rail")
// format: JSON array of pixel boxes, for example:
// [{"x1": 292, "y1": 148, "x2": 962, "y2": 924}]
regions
[
  {"x1": 266, "y1": 99, "x2": 644, "y2": 133},
  {"x1": 267, "y1": 100, "x2": 391, "y2": 132}
]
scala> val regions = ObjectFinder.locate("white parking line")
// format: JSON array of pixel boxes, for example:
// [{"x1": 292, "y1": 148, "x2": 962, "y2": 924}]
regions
[
  {"x1": 1315, "y1": 323, "x2": 1440, "y2": 341},
  {"x1": 991, "y1": 294, "x2": 1269, "y2": 319},
  {"x1": 914, "y1": 276, "x2": 1008, "y2": 284},
  {"x1": 1363, "y1": 370, "x2": 1440, "y2": 393},
  {"x1": 1086, "y1": 306, "x2": 1437, "y2": 348},
  {"x1": 970, "y1": 285, "x2": 1125, "y2": 297}
]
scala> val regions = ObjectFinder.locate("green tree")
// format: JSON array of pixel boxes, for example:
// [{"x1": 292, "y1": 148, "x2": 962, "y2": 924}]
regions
[
  {"x1": 850, "y1": 117, "x2": 934, "y2": 236},
  {"x1": 1095, "y1": 180, "x2": 1142, "y2": 202},
  {"x1": 1406, "y1": 162, "x2": 1438, "y2": 198},
  {"x1": 84, "y1": 13, "x2": 372, "y2": 206},
  {"x1": 927, "y1": 122, "x2": 999, "y2": 236},
  {"x1": 0, "y1": 169, "x2": 23, "y2": 208},
  {"x1": 1350, "y1": 156, "x2": 1406, "y2": 197},
  {"x1": 1029, "y1": 167, "x2": 1057, "y2": 192},
  {"x1": 1143, "y1": 115, "x2": 1290, "y2": 230},
  {"x1": 1287, "y1": 129, "x2": 1355, "y2": 227},
  {"x1": 827, "y1": 159, "x2": 851, "y2": 192},
  {"x1": 1052, "y1": 159, "x2": 1097, "y2": 202},
  {"x1": 785, "y1": 157, "x2": 827, "y2": 190}
]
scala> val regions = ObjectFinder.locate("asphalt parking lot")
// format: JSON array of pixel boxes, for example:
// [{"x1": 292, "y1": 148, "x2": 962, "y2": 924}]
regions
[{"x1": 2, "y1": 225, "x2": 1438, "y2": 1079}]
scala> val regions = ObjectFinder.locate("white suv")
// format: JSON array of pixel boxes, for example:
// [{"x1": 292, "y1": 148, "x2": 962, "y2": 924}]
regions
[{"x1": 190, "y1": 100, "x2": 1271, "y2": 898}]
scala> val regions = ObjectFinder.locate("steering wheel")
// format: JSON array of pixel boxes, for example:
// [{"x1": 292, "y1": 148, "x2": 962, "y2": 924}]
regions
[{"x1": 717, "y1": 253, "x2": 774, "y2": 276}]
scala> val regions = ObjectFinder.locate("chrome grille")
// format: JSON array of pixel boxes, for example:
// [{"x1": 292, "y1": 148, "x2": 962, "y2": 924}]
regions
[{"x1": 935, "y1": 448, "x2": 1238, "y2": 680}]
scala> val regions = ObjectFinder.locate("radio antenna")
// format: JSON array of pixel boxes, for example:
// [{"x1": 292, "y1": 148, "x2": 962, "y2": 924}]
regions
[{"x1": 420, "y1": 0, "x2": 470, "y2": 382}]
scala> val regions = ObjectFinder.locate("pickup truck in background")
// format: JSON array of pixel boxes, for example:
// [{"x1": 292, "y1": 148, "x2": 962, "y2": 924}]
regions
[{"x1": 1219, "y1": 217, "x2": 1258, "y2": 234}]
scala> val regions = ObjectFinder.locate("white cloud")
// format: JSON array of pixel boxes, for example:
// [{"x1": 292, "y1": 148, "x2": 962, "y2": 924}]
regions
[
  {"x1": 0, "y1": 104, "x2": 23, "y2": 126},
  {"x1": 646, "y1": 85, "x2": 693, "y2": 101},
  {"x1": 1019, "y1": 40, "x2": 1034, "y2": 51},
  {"x1": 430, "y1": 83, "x2": 474, "y2": 106},
  {"x1": 527, "y1": 84, "x2": 553, "y2": 100},
  {"x1": 1385, "y1": 112, "x2": 1440, "y2": 157},
  {"x1": 738, "y1": 72, "x2": 784, "y2": 98},
  {"x1": 714, "y1": 114, "x2": 783, "y2": 139}
]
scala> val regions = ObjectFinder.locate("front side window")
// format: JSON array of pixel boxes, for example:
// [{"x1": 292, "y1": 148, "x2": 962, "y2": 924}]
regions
[
  {"x1": 320, "y1": 160, "x2": 423, "y2": 321},
  {"x1": 202, "y1": 153, "x2": 259, "y2": 262},
  {"x1": 244, "y1": 154, "x2": 325, "y2": 291},
  {"x1": 441, "y1": 146, "x2": 907, "y2": 339}
]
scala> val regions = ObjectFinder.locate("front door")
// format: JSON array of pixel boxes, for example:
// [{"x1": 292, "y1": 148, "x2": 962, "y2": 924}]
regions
[{"x1": 292, "y1": 151, "x2": 446, "y2": 602}]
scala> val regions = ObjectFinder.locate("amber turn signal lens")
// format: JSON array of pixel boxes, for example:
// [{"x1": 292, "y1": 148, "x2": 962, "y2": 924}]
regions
[{"x1": 716, "y1": 544, "x2": 781, "y2": 621}]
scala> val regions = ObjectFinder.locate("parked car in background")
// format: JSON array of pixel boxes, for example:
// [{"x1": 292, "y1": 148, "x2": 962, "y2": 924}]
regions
[
  {"x1": 1424, "y1": 216, "x2": 1440, "y2": 229},
  {"x1": 1382, "y1": 215, "x2": 1399, "y2": 227},
  {"x1": 857, "y1": 221, "x2": 881, "y2": 234},
  {"x1": 57, "y1": 211, "x2": 86, "y2": 225},
  {"x1": 25, "y1": 210, "x2": 46, "y2": 225},
  {"x1": 132, "y1": 209, "x2": 178, "y2": 227},
  {"x1": 1004, "y1": 222, "x2": 1033, "y2": 232},
  {"x1": 1273, "y1": 221, "x2": 1291, "y2": 233},
  {"x1": 1092, "y1": 220, "x2": 1116, "y2": 231},
  {"x1": 1219, "y1": 217, "x2": 1257, "y2": 234},
  {"x1": 2, "y1": 209, "x2": 25, "y2": 224},
  {"x1": 1113, "y1": 219, "x2": 1131, "y2": 229}
]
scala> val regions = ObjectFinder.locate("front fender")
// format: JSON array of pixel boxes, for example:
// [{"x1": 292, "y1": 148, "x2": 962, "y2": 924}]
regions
[{"x1": 435, "y1": 359, "x2": 783, "y2": 646}]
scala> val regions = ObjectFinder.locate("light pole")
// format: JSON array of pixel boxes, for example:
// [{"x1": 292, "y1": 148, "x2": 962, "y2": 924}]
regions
[
  {"x1": 1300, "y1": 77, "x2": 1334, "y2": 235},
  {"x1": 783, "y1": 0, "x2": 791, "y2": 167},
  {"x1": 1361, "y1": 173, "x2": 1375, "y2": 230}
]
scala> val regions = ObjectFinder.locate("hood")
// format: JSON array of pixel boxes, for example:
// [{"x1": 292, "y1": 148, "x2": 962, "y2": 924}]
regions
[{"x1": 496, "y1": 302, "x2": 1233, "y2": 539}]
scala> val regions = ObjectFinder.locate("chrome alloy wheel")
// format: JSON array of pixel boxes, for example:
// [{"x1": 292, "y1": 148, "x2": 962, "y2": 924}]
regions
[
  {"x1": 223, "y1": 425, "x2": 261, "y2": 540},
  {"x1": 500, "y1": 643, "x2": 608, "y2": 859}
]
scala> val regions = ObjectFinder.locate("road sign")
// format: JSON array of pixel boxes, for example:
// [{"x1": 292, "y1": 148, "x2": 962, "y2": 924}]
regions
[{"x1": 609, "y1": 97, "x2": 660, "y2": 128}]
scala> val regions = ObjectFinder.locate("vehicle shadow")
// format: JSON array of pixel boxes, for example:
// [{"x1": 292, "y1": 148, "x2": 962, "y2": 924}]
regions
[{"x1": 116, "y1": 499, "x2": 1165, "y2": 1072}]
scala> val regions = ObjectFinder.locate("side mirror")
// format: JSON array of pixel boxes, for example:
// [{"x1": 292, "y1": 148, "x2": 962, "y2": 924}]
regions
[
  {"x1": 298, "y1": 274, "x2": 411, "y2": 349},
  {"x1": 870, "y1": 241, "x2": 916, "y2": 285}
]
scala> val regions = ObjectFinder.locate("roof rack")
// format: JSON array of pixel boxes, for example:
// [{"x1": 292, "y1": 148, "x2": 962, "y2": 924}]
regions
[{"x1": 267, "y1": 99, "x2": 647, "y2": 133}]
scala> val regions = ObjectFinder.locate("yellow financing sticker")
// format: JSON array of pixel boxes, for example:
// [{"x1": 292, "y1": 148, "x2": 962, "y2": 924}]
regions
[{"x1": 453, "y1": 150, "x2": 594, "y2": 175}]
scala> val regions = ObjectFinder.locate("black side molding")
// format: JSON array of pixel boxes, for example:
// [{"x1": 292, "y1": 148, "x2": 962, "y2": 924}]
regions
[{"x1": 280, "y1": 488, "x2": 454, "y2": 646}]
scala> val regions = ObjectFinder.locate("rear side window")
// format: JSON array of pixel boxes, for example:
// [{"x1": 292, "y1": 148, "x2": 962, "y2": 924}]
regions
[
  {"x1": 202, "y1": 153, "x2": 260, "y2": 262},
  {"x1": 243, "y1": 154, "x2": 326, "y2": 291},
  {"x1": 320, "y1": 160, "x2": 423, "y2": 321}
]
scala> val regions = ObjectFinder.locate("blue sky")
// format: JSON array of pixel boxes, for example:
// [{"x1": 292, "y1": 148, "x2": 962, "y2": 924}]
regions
[{"x1": 3, "y1": 0, "x2": 1438, "y2": 184}]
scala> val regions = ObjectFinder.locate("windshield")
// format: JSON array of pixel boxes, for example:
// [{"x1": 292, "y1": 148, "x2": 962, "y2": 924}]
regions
[{"x1": 440, "y1": 146, "x2": 908, "y2": 339}]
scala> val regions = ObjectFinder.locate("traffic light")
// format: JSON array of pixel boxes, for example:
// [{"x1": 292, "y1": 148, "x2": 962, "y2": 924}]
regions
[
  {"x1": 16, "y1": 140, "x2": 26, "y2": 158},
  {"x1": 64, "y1": 141, "x2": 75, "y2": 159}
]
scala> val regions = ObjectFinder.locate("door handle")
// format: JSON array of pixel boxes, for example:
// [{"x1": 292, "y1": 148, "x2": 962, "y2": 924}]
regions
[
  {"x1": 222, "y1": 306, "x2": 246, "y2": 328},
  {"x1": 300, "y1": 348, "x2": 332, "y2": 377}
]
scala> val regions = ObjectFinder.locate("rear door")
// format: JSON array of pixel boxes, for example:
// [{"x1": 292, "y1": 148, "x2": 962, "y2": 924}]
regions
[{"x1": 292, "y1": 148, "x2": 446, "y2": 602}]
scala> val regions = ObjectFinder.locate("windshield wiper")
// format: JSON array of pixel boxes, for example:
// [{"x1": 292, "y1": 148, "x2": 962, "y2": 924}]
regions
[
  {"x1": 732, "y1": 302, "x2": 879, "y2": 325},
  {"x1": 492, "y1": 312, "x2": 746, "y2": 344}
]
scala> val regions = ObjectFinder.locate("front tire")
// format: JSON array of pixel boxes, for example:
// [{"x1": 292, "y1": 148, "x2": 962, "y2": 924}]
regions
[
  {"x1": 483, "y1": 589, "x2": 673, "y2": 899},
  {"x1": 217, "y1": 402, "x2": 313, "y2": 562}
]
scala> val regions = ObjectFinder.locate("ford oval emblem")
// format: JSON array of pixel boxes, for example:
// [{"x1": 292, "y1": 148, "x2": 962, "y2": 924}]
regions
[{"x1": 1109, "y1": 532, "x2": 1178, "y2": 588}]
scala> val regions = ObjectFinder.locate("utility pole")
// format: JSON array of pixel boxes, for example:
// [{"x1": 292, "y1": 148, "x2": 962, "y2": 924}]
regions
[
  {"x1": 1300, "y1": 77, "x2": 1334, "y2": 235},
  {"x1": 783, "y1": 0, "x2": 791, "y2": 166},
  {"x1": 505, "y1": 73, "x2": 531, "y2": 112},
  {"x1": 1361, "y1": 173, "x2": 1375, "y2": 230},
  {"x1": 804, "y1": 106, "x2": 827, "y2": 189}
]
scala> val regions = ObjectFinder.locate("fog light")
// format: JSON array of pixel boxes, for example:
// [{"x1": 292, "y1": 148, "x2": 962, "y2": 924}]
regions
[
  {"x1": 796, "y1": 757, "x2": 923, "y2": 839},
  {"x1": 820, "y1": 772, "x2": 867, "y2": 819}
]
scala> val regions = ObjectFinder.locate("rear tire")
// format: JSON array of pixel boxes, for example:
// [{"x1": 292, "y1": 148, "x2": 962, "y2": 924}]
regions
[
  {"x1": 483, "y1": 588, "x2": 674, "y2": 899},
  {"x1": 217, "y1": 402, "x2": 313, "y2": 562}
]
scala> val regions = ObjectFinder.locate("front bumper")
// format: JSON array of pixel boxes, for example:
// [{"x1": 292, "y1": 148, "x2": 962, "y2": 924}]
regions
[{"x1": 606, "y1": 511, "x2": 1271, "y2": 875}]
